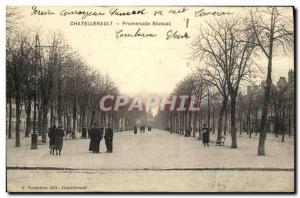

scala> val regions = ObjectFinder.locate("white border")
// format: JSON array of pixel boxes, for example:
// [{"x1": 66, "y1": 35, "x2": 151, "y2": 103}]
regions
[{"x1": 1, "y1": 0, "x2": 298, "y2": 197}]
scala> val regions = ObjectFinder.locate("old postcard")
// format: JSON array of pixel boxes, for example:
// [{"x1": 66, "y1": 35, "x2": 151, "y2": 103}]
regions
[{"x1": 6, "y1": 6, "x2": 295, "y2": 192}]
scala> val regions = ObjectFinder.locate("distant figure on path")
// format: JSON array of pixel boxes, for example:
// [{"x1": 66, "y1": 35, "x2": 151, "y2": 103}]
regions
[
  {"x1": 81, "y1": 127, "x2": 87, "y2": 139},
  {"x1": 140, "y1": 125, "x2": 145, "y2": 133},
  {"x1": 54, "y1": 125, "x2": 65, "y2": 155},
  {"x1": 202, "y1": 124, "x2": 210, "y2": 147},
  {"x1": 134, "y1": 126, "x2": 137, "y2": 134},
  {"x1": 48, "y1": 124, "x2": 56, "y2": 155},
  {"x1": 104, "y1": 123, "x2": 114, "y2": 153}
]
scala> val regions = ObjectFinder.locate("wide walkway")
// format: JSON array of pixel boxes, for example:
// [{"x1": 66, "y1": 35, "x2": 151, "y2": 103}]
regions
[
  {"x1": 7, "y1": 129, "x2": 294, "y2": 170},
  {"x1": 7, "y1": 129, "x2": 294, "y2": 192}
]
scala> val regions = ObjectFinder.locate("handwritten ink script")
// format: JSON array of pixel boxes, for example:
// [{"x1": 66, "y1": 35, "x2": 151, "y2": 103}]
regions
[{"x1": 30, "y1": 6, "x2": 234, "y2": 40}]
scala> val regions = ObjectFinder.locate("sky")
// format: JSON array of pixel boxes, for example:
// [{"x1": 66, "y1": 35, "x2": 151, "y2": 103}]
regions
[{"x1": 13, "y1": 6, "x2": 294, "y2": 98}]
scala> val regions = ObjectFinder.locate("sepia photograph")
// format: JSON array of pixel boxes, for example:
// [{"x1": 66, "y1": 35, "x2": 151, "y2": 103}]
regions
[{"x1": 5, "y1": 5, "x2": 295, "y2": 193}]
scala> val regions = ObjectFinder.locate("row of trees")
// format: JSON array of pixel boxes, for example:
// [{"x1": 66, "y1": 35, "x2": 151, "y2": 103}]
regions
[
  {"x1": 6, "y1": 30, "x2": 121, "y2": 147},
  {"x1": 156, "y1": 71, "x2": 293, "y2": 140},
  {"x1": 6, "y1": 8, "x2": 147, "y2": 147},
  {"x1": 238, "y1": 80, "x2": 294, "y2": 141},
  {"x1": 156, "y1": 7, "x2": 293, "y2": 155}
]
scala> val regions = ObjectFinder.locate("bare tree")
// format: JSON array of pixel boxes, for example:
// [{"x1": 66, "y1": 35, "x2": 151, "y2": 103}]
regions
[
  {"x1": 6, "y1": 33, "x2": 34, "y2": 147},
  {"x1": 196, "y1": 64, "x2": 229, "y2": 141},
  {"x1": 192, "y1": 17, "x2": 256, "y2": 148},
  {"x1": 249, "y1": 7, "x2": 293, "y2": 155}
]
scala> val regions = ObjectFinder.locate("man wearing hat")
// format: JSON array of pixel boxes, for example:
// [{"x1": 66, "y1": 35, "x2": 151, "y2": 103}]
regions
[
  {"x1": 104, "y1": 123, "x2": 114, "y2": 153},
  {"x1": 89, "y1": 122, "x2": 103, "y2": 153},
  {"x1": 202, "y1": 124, "x2": 210, "y2": 147}
]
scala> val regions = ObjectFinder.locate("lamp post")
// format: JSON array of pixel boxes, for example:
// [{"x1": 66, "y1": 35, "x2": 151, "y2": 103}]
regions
[
  {"x1": 31, "y1": 34, "x2": 40, "y2": 149},
  {"x1": 31, "y1": 75, "x2": 39, "y2": 149}
]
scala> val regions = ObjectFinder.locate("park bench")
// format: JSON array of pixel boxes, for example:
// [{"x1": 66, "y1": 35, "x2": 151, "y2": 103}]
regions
[{"x1": 216, "y1": 136, "x2": 226, "y2": 146}]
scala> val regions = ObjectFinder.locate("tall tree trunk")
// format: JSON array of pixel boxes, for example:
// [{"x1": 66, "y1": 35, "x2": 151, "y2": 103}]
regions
[
  {"x1": 169, "y1": 115, "x2": 173, "y2": 134},
  {"x1": 90, "y1": 111, "x2": 96, "y2": 126},
  {"x1": 25, "y1": 99, "x2": 32, "y2": 137},
  {"x1": 176, "y1": 113, "x2": 179, "y2": 133},
  {"x1": 193, "y1": 111, "x2": 198, "y2": 137},
  {"x1": 255, "y1": 111, "x2": 258, "y2": 136},
  {"x1": 179, "y1": 112, "x2": 182, "y2": 134},
  {"x1": 81, "y1": 108, "x2": 86, "y2": 130},
  {"x1": 247, "y1": 102, "x2": 251, "y2": 135},
  {"x1": 174, "y1": 113, "x2": 177, "y2": 133},
  {"x1": 15, "y1": 95, "x2": 21, "y2": 147},
  {"x1": 258, "y1": 50, "x2": 273, "y2": 155},
  {"x1": 41, "y1": 104, "x2": 48, "y2": 143},
  {"x1": 281, "y1": 108, "x2": 285, "y2": 142},
  {"x1": 207, "y1": 90, "x2": 210, "y2": 132},
  {"x1": 50, "y1": 97, "x2": 54, "y2": 126},
  {"x1": 199, "y1": 113, "x2": 202, "y2": 140},
  {"x1": 239, "y1": 116, "x2": 242, "y2": 135},
  {"x1": 181, "y1": 112, "x2": 184, "y2": 135},
  {"x1": 63, "y1": 114, "x2": 67, "y2": 130},
  {"x1": 230, "y1": 96, "x2": 237, "y2": 148},
  {"x1": 275, "y1": 111, "x2": 278, "y2": 137},
  {"x1": 249, "y1": 108, "x2": 252, "y2": 138},
  {"x1": 57, "y1": 79, "x2": 62, "y2": 125},
  {"x1": 188, "y1": 111, "x2": 192, "y2": 134},
  {"x1": 288, "y1": 109, "x2": 291, "y2": 138},
  {"x1": 217, "y1": 98, "x2": 227, "y2": 141},
  {"x1": 67, "y1": 113, "x2": 71, "y2": 132},
  {"x1": 224, "y1": 104, "x2": 228, "y2": 136},
  {"x1": 38, "y1": 105, "x2": 42, "y2": 136},
  {"x1": 8, "y1": 97, "x2": 12, "y2": 139},
  {"x1": 212, "y1": 105, "x2": 215, "y2": 134},
  {"x1": 72, "y1": 95, "x2": 77, "y2": 139},
  {"x1": 183, "y1": 112, "x2": 186, "y2": 135}
]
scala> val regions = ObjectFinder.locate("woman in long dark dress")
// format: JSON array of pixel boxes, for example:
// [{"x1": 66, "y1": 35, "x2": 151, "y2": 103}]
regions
[
  {"x1": 134, "y1": 126, "x2": 137, "y2": 134},
  {"x1": 202, "y1": 124, "x2": 210, "y2": 147},
  {"x1": 48, "y1": 124, "x2": 56, "y2": 155},
  {"x1": 54, "y1": 125, "x2": 65, "y2": 155}
]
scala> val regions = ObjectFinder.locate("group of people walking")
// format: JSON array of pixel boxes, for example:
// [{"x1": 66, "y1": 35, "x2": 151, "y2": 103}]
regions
[
  {"x1": 133, "y1": 125, "x2": 152, "y2": 134},
  {"x1": 48, "y1": 124, "x2": 65, "y2": 155},
  {"x1": 88, "y1": 122, "x2": 114, "y2": 153},
  {"x1": 48, "y1": 122, "x2": 114, "y2": 155}
]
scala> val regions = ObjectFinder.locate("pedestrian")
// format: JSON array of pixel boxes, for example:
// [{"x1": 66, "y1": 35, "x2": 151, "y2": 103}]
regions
[
  {"x1": 134, "y1": 126, "x2": 137, "y2": 134},
  {"x1": 104, "y1": 123, "x2": 114, "y2": 153},
  {"x1": 81, "y1": 127, "x2": 87, "y2": 139},
  {"x1": 88, "y1": 127, "x2": 93, "y2": 152},
  {"x1": 89, "y1": 123, "x2": 103, "y2": 153},
  {"x1": 202, "y1": 124, "x2": 210, "y2": 147},
  {"x1": 48, "y1": 124, "x2": 56, "y2": 155},
  {"x1": 97, "y1": 123, "x2": 104, "y2": 152},
  {"x1": 142, "y1": 125, "x2": 145, "y2": 132},
  {"x1": 54, "y1": 125, "x2": 65, "y2": 155}
]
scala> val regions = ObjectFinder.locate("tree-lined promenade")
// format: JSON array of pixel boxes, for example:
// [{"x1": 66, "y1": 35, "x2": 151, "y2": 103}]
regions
[
  {"x1": 6, "y1": 8, "x2": 148, "y2": 148},
  {"x1": 6, "y1": 7, "x2": 294, "y2": 157},
  {"x1": 155, "y1": 7, "x2": 294, "y2": 155}
]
